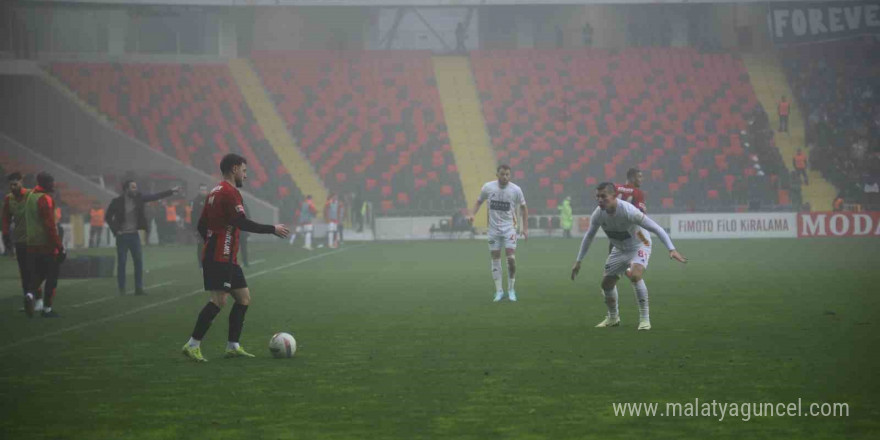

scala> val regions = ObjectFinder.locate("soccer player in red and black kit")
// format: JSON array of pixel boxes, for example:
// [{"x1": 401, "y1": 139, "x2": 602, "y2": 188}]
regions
[
  {"x1": 182, "y1": 154, "x2": 289, "y2": 362},
  {"x1": 617, "y1": 168, "x2": 647, "y2": 213},
  {"x1": 609, "y1": 168, "x2": 647, "y2": 254}
]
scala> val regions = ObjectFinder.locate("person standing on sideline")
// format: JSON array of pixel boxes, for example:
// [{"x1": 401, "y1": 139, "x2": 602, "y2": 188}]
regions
[
  {"x1": 559, "y1": 196, "x2": 573, "y2": 238},
  {"x1": 353, "y1": 190, "x2": 364, "y2": 232},
  {"x1": 89, "y1": 204, "x2": 105, "y2": 248},
  {"x1": 191, "y1": 184, "x2": 208, "y2": 267},
  {"x1": 181, "y1": 154, "x2": 289, "y2": 362},
  {"x1": 23, "y1": 172, "x2": 65, "y2": 318},
  {"x1": 777, "y1": 95, "x2": 790, "y2": 133},
  {"x1": 290, "y1": 195, "x2": 317, "y2": 250},
  {"x1": 793, "y1": 148, "x2": 809, "y2": 186},
  {"x1": 3, "y1": 172, "x2": 35, "y2": 301},
  {"x1": 324, "y1": 193, "x2": 341, "y2": 249},
  {"x1": 105, "y1": 180, "x2": 179, "y2": 295}
]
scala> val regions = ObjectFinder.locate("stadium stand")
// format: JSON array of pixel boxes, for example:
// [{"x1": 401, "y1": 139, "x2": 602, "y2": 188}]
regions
[
  {"x1": 470, "y1": 47, "x2": 788, "y2": 213},
  {"x1": 46, "y1": 62, "x2": 302, "y2": 209},
  {"x1": 781, "y1": 39, "x2": 880, "y2": 210},
  {"x1": 251, "y1": 51, "x2": 466, "y2": 215}
]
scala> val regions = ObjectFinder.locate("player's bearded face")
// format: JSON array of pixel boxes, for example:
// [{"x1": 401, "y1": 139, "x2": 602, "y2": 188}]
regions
[
  {"x1": 234, "y1": 165, "x2": 247, "y2": 188},
  {"x1": 497, "y1": 169, "x2": 511, "y2": 186}
]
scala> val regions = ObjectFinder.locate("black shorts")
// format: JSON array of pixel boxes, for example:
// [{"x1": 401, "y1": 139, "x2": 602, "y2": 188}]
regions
[{"x1": 202, "y1": 261, "x2": 247, "y2": 292}]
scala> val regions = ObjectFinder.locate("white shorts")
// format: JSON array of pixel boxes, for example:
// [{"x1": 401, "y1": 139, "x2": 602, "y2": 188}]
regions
[
  {"x1": 327, "y1": 221, "x2": 338, "y2": 232},
  {"x1": 604, "y1": 245, "x2": 651, "y2": 277},
  {"x1": 296, "y1": 224, "x2": 313, "y2": 233},
  {"x1": 488, "y1": 232, "x2": 518, "y2": 252}
]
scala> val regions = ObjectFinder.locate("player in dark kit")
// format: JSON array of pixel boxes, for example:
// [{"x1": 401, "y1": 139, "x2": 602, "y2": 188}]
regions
[{"x1": 182, "y1": 154, "x2": 289, "y2": 362}]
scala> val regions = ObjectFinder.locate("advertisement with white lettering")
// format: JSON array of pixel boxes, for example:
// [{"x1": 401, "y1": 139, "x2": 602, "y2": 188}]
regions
[
  {"x1": 768, "y1": 2, "x2": 880, "y2": 45},
  {"x1": 798, "y1": 212, "x2": 880, "y2": 237},
  {"x1": 671, "y1": 213, "x2": 797, "y2": 239}
]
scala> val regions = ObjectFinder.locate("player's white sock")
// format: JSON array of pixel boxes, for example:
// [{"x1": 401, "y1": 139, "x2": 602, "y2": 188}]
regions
[
  {"x1": 187, "y1": 337, "x2": 201, "y2": 348},
  {"x1": 491, "y1": 259, "x2": 502, "y2": 292},
  {"x1": 289, "y1": 233, "x2": 297, "y2": 245},
  {"x1": 508, "y1": 277, "x2": 516, "y2": 292},
  {"x1": 328, "y1": 233, "x2": 332, "y2": 248},
  {"x1": 35, "y1": 299, "x2": 44, "y2": 312},
  {"x1": 305, "y1": 233, "x2": 312, "y2": 248},
  {"x1": 632, "y1": 280, "x2": 649, "y2": 320},
  {"x1": 44, "y1": 306, "x2": 52, "y2": 313},
  {"x1": 603, "y1": 286, "x2": 619, "y2": 318},
  {"x1": 226, "y1": 342, "x2": 240, "y2": 350}
]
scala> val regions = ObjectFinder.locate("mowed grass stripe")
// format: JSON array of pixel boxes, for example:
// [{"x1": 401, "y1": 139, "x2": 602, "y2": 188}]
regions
[{"x1": 0, "y1": 245, "x2": 364, "y2": 352}]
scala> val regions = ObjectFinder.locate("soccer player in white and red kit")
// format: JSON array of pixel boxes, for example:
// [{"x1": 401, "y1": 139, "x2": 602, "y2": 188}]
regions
[
  {"x1": 182, "y1": 154, "x2": 289, "y2": 362},
  {"x1": 469, "y1": 164, "x2": 528, "y2": 302},
  {"x1": 571, "y1": 182, "x2": 687, "y2": 330}
]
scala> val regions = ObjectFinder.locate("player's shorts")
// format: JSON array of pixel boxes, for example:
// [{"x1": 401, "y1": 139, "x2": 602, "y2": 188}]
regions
[
  {"x1": 488, "y1": 232, "x2": 518, "y2": 252},
  {"x1": 295, "y1": 224, "x2": 313, "y2": 233},
  {"x1": 327, "y1": 221, "x2": 338, "y2": 232},
  {"x1": 202, "y1": 261, "x2": 247, "y2": 291},
  {"x1": 604, "y1": 245, "x2": 651, "y2": 277}
]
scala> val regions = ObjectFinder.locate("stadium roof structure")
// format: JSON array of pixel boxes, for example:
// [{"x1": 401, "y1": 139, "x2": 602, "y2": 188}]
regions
[{"x1": 22, "y1": 0, "x2": 817, "y2": 7}]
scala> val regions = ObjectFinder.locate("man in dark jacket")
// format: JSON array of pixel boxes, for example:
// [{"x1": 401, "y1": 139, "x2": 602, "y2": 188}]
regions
[{"x1": 105, "y1": 180, "x2": 179, "y2": 295}]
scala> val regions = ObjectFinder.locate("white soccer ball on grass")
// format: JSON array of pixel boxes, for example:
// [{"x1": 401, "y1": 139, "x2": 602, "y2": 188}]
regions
[{"x1": 269, "y1": 332, "x2": 297, "y2": 358}]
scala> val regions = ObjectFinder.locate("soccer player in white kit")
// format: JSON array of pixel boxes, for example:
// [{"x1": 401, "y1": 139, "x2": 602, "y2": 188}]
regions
[
  {"x1": 571, "y1": 182, "x2": 687, "y2": 330},
  {"x1": 470, "y1": 165, "x2": 528, "y2": 302}
]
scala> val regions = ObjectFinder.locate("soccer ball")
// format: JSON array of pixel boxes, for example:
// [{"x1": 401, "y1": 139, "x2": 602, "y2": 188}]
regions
[{"x1": 268, "y1": 332, "x2": 297, "y2": 358}]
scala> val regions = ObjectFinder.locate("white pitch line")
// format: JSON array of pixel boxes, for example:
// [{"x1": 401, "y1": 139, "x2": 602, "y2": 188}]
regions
[
  {"x1": 70, "y1": 296, "x2": 114, "y2": 308},
  {"x1": 0, "y1": 245, "x2": 363, "y2": 352},
  {"x1": 69, "y1": 282, "x2": 175, "y2": 308},
  {"x1": 145, "y1": 281, "x2": 174, "y2": 291}
]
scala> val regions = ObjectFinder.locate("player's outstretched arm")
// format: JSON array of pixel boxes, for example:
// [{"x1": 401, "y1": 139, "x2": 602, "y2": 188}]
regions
[
  {"x1": 669, "y1": 249, "x2": 687, "y2": 264},
  {"x1": 572, "y1": 213, "x2": 600, "y2": 280},
  {"x1": 636, "y1": 215, "x2": 687, "y2": 264},
  {"x1": 230, "y1": 216, "x2": 289, "y2": 238},
  {"x1": 570, "y1": 261, "x2": 581, "y2": 281}
]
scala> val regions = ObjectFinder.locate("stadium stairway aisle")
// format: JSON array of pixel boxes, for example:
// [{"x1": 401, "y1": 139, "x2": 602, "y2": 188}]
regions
[
  {"x1": 432, "y1": 56, "x2": 497, "y2": 229},
  {"x1": 228, "y1": 58, "x2": 327, "y2": 208},
  {"x1": 742, "y1": 53, "x2": 835, "y2": 211}
]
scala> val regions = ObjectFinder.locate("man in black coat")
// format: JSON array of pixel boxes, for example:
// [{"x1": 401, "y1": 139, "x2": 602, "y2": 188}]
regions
[{"x1": 105, "y1": 180, "x2": 179, "y2": 295}]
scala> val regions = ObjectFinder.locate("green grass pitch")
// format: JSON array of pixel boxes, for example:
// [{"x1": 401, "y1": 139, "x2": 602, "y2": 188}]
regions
[{"x1": 0, "y1": 238, "x2": 877, "y2": 439}]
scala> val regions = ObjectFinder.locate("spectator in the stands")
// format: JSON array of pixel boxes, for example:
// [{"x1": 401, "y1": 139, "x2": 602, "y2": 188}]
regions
[
  {"x1": 793, "y1": 148, "x2": 809, "y2": 186},
  {"x1": 777, "y1": 95, "x2": 790, "y2": 133}
]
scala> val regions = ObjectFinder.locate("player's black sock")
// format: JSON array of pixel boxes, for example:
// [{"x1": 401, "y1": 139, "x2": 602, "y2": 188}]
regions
[
  {"x1": 191, "y1": 302, "x2": 221, "y2": 340},
  {"x1": 228, "y1": 303, "x2": 249, "y2": 343}
]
